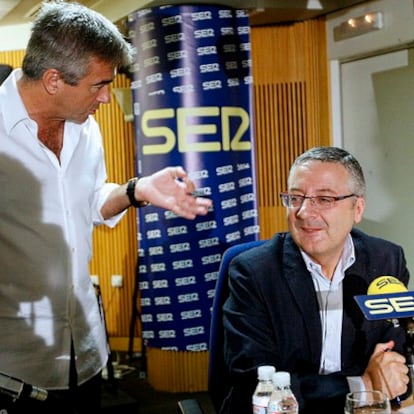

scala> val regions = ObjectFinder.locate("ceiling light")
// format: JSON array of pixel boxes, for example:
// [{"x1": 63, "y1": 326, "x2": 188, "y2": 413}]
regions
[{"x1": 333, "y1": 11, "x2": 383, "y2": 41}]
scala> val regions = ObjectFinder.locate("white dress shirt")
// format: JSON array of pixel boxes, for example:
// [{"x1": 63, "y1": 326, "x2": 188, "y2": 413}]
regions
[
  {"x1": 0, "y1": 69, "x2": 126, "y2": 389},
  {"x1": 301, "y1": 235, "x2": 364, "y2": 392}
]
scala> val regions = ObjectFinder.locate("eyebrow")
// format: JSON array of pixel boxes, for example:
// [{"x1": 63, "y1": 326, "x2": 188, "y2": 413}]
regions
[
  {"x1": 93, "y1": 78, "x2": 113, "y2": 87},
  {"x1": 289, "y1": 187, "x2": 340, "y2": 194}
]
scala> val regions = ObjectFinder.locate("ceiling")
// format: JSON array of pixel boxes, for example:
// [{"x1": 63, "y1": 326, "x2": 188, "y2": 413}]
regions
[{"x1": 0, "y1": 0, "x2": 371, "y2": 28}]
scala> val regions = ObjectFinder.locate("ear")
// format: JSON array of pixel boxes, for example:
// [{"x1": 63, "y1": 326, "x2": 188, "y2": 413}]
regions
[
  {"x1": 353, "y1": 196, "x2": 366, "y2": 224},
  {"x1": 42, "y1": 69, "x2": 61, "y2": 95}
]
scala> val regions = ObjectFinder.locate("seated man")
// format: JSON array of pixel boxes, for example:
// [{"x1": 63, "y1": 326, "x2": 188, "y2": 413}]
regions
[{"x1": 221, "y1": 146, "x2": 410, "y2": 413}]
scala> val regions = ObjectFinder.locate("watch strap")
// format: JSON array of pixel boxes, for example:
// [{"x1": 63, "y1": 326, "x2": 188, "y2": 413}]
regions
[{"x1": 126, "y1": 177, "x2": 150, "y2": 208}]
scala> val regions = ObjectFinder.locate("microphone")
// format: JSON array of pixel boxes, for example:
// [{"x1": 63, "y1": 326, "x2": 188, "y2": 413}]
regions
[
  {"x1": 355, "y1": 275, "x2": 413, "y2": 409},
  {"x1": 354, "y1": 275, "x2": 414, "y2": 325},
  {"x1": 367, "y1": 275, "x2": 407, "y2": 295},
  {"x1": 0, "y1": 371, "x2": 48, "y2": 402}
]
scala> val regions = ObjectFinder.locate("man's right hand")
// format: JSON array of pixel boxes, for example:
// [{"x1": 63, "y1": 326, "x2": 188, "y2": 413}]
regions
[{"x1": 362, "y1": 340, "x2": 409, "y2": 399}]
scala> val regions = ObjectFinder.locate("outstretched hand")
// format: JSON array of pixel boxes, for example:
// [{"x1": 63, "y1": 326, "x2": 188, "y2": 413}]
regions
[{"x1": 137, "y1": 166, "x2": 212, "y2": 219}]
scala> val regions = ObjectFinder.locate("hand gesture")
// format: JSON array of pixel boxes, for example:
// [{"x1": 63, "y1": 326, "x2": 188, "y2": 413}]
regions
[{"x1": 137, "y1": 166, "x2": 212, "y2": 219}]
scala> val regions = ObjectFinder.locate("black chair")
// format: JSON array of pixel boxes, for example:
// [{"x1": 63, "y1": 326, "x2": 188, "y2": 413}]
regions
[
  {"x1": 208, "y1": 239, "x2": 265, "y2": 413},
  {"x1": 178, "y1": 239, "x2": 265, "y2": 414},
  {"x1": 177, "y1": 398, "x2": 206, "y2": 414}
]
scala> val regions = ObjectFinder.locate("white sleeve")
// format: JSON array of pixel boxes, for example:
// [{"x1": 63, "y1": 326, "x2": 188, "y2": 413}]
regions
[
  {"x1": 347, "y1": 376, "x2": 366, "y2": 393},
  {"x1": 93, "y1": 182, "x2": 128, "y2": 228}
]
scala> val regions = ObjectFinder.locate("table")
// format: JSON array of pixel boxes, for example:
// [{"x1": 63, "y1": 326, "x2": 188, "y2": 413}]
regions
[{"x1": 397, "y1": 396, "x2": 414, "y2": 413}]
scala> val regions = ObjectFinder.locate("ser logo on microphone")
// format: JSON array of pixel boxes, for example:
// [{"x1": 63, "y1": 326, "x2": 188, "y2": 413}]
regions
[
  {"x1": 355, "y1": 292, "x2": 414, "y2": 320},
  {"x1": 354, "y1": 275, "x2": 414, "y2": 320}
]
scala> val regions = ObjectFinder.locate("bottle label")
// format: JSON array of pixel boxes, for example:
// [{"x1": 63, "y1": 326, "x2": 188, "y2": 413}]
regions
[
  {"x1": 253, "y1": 395, "x2": 271, "y2": 413},
  {"x1": 267, "y1": 396, "x2": 298, "y2": 414},
  {"x1": 252, "y1": 405, "x2": 267, "y2": 414}
]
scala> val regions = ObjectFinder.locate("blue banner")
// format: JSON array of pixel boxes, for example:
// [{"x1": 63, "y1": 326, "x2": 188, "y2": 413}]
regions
[{"x1": 128, "y1": 5, "x2": 259, "y2": 351}]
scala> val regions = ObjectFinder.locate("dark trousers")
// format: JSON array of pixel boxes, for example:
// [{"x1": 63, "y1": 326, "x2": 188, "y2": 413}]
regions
[{"x1": 0, "y1": 345, "x2": 102, "y2": 414}]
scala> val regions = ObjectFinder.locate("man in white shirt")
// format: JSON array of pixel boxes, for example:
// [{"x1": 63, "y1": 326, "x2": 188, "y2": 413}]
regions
[{"x1": 0, "y1": 2, "x2": 211, "y2": 413}]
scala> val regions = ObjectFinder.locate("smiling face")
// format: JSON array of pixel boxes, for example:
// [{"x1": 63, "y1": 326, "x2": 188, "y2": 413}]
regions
[
  {"x1": 55, "y1": 56, "x2": 116, "y2": 124},
  {"x1": 287, "y1": 160, "x2": 365, "y2": 271}
]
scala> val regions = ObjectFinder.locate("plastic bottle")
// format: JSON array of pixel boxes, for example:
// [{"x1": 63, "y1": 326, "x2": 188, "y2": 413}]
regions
[
  {"x1": 267, "y1": 371, "x2": 298, "y2": 414},
  {"x1": 252, "y1": 365, "x2": 276, "y2": 414}
]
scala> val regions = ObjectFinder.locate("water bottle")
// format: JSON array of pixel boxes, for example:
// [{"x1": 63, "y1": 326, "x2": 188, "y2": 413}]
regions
[
  {"x1": 267, "y1": 371, "x2": 298, "y2": 414},
  {"x1": 252, "y1": 365, "x2": 276, "y2": 414}
]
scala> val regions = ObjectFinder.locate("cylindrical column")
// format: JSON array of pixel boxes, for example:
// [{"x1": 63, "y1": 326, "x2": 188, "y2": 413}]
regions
[{"x1": 128, "y1": 4, "x2": 259, "y2": 391}]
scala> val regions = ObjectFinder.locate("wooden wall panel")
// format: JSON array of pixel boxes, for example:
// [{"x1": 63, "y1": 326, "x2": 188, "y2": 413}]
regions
[
  {"x1": 90, "y1": 74, "x2": 139, "y2": 345},
  {"x1": 146, "y1": 347, "x2": 209, "y2": 392},
  {"x1": 0, "y1": 50, "x2": 24, "y2": 69},
  {"x1": 251, "y1": 18, "x2": 331, "y2": 240}
]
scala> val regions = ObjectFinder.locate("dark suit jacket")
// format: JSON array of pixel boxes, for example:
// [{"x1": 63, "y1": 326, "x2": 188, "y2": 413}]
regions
[{"x1": 222, "y1": 228, "x2": 410, "y2": 414}]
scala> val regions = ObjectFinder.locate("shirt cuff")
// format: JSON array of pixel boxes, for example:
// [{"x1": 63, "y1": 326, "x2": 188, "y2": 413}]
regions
[
  {"x1": 347, "y1": 376, "x2": 366, "y2": 393},
  {"x1": 94, "y1": 183, "x2": 127, "y2": 228}
]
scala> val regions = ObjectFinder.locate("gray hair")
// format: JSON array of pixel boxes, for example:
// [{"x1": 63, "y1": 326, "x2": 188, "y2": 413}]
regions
[
  {"x1": 22, "y1": 1, "x2": 135, "y2": 85},
  {"x1": 289, "y1": 146, "x2": 366, "y2": 196}
]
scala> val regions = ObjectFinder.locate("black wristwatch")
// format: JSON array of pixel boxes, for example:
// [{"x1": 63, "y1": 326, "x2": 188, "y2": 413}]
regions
[{"x1": 126, "y1": 177, "x2": 150, "y2": 208}]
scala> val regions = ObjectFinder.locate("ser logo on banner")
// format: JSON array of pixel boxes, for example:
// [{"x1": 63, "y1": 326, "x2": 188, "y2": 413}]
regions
[{"x1": 141, "y1": 106, "x2": 251, "y2": 154}]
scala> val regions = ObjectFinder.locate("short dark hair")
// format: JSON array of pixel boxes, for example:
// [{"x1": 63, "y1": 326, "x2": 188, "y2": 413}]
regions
[
  {"x1": 289, "y1": 146, "x2": 366, "y2": 196},
  {"x1": 22, "y1": 1, "x2": 135, "y2": 85}
]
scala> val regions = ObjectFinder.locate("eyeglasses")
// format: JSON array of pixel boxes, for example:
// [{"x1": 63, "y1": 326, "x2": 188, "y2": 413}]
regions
[{"x1": 280, "y1": 192, "x2": 357, "y2": 210}]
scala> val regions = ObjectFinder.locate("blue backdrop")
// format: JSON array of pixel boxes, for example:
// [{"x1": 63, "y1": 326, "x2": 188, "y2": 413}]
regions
[{"x1": 128, "y1": 4, "x2": 259, "y2": 351}]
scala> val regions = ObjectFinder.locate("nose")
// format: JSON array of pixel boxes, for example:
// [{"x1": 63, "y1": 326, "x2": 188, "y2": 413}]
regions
[
  {"x1": 97, "y1": 84, "x2": 111, "y2": 104},
  {"x1": 296, "y1": 197, "x2": 318, "y2": 216}
]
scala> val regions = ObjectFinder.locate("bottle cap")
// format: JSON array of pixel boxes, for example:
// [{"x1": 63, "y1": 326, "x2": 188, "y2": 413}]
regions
[
  {"x1": 272, "y1": 371, "x2": 290, "y2": 386},
  {"x1": 257, "y1": 365, "x2": 276, "y2": 380}
]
